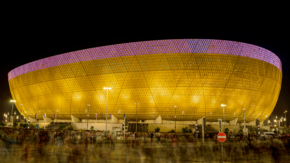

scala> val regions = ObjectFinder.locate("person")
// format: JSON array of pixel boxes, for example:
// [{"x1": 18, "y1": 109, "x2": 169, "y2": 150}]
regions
[
  {"x1": 156, "y1": 132, "x2": 160, "y2": 142},
  {"x1": 132, "y1": 132, "x2": 135, "y2": 148},
  {"x1": 151, "y1": 131, "x2": 154, "y2": 143}
]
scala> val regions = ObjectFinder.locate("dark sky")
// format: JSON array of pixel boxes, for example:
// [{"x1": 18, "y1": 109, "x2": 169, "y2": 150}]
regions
[{"x1": 1, "y1": 16, "x2": 289, "y2": 126}]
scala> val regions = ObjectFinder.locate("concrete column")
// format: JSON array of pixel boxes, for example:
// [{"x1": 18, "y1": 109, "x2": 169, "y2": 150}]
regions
[
  {"x1": 71, "y1": 115, "x2": 80, "y2": 123},
  {"x1": 111, "y1": 114, "x2": 118, "y2": 123},
  {"x1": 43, "y1": 116, "x2": 52, "y2": 123},
  {"x1": 10, "y1": 116, "x2": 14, "y2": 123},
  {"x1": 28, "y1": 117, "x2": 37, "y2": 122},
  {"x1": 229, "y1": 118, "x2": 238, "y2": 125},
  {"x1": 155, "y1": 115, "x2": 162, "y2": 124}
]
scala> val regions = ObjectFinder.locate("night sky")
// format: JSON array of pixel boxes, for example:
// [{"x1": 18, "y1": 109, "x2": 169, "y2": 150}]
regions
[{"x1": 2, "y1": 19, "x2": 289, "y2": 126}]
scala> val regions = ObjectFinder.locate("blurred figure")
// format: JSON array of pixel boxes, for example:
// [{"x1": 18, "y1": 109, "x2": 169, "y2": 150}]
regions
[
  {"x1": 151, "y1": 131, "x2": 154, "y2": 143},
  {"x1": 270, "y1": 137, "x2": 286, "y2": 162},
  {"x1": 132, "y1": 132, "x2": 135, "y2": 148},
  {"x1": 156, "y1": 131, "x2": 160, "y2": 142}
]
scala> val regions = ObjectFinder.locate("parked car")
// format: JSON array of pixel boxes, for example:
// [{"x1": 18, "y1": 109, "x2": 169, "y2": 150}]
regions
[{"x1": 260, "y1": 132, "x2": 275, "y2": 139}]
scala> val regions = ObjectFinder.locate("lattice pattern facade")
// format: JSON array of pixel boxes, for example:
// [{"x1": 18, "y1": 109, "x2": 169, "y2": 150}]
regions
[{"x1": 8, "y1": 39, "x2": 282, "y2": 122}]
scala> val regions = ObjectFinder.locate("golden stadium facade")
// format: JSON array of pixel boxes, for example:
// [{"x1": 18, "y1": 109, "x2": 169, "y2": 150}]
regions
[{"x1": 8, "y1": 39, "x2": 282, "y2": 123}]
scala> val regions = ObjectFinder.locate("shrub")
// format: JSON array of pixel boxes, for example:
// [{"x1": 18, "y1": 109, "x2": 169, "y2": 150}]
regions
[
  {"x1": 13, "y1": 122, "x2": 18, "y2": 128},
  {"x1": 67, "y1": 125, "x2": 74, "y2": 130},
  {"x1": 90, "y1": 126, "x2": 94, "y2": 131},
  {"x1": 188, "y1": 129, "x2": 193, "y2": 133},
  {"x1": 0, "y1": 122, "x2": 6, "y2": 127},
  {"x1": 30, "y1": 124, "x2": 35, "y2": 129},
  {"x1": 224, "y1": 128, "x2": 229, "y2": 133},
  {"x1": 182, "y1": 127, "x2": 188, "y2": 133},
  {"x1": 58, "y1": 124, "x2": 66, "y2": 130},
  {"x1": 23, "y1": 123, "x2": 28, "y2": 128},
  {"x1": 155, "y1": 127, "x2": 160, "y2": 132},
  {"x1": 170, "y1": 129, "x2": 175, "y2": 133},
  {"x1": 238, "y1": 128, "x2": 243, "y2": 133}
]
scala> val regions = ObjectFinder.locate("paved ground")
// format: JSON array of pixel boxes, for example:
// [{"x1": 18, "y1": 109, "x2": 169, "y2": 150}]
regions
[{"x1": 1, "y1": 137, "x2": 290, "y2": 163}]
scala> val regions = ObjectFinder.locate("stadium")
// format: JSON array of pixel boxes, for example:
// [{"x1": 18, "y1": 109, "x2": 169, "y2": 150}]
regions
[{"x1": 8, "y1": 39, "x2": 282, "y2": 130}]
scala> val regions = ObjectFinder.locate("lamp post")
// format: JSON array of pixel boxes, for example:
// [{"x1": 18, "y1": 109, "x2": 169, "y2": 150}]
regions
[
  {"x1": 56, "y1": 110, "x2": 58, "y2": 123},
  {"x1": 135, "y1": 103, "x2": 139, "y2": 132},
  {"x1": 16, "y1": 116, "x2": 19, "y2": 123},
  {"x1": 103, "y1": 87, "x2": 111, "y2": 134},
  {"x1": 174, "y1": 106, "x2": 177, "y2": 132},
  {"x1": 10, "y1": 100, "x2": 16, "y2": 123},
  {"x1": 87, "y1": 104, "x2": 90, "y2": 131},
  {"x1": 242, "y1": 108, "x2": 246, "y2": 134},
  {"x1": 221, "y1": 104, "x2": 226, "y2": 131},
  {"x1": 284, "y1": 110, "x2": 287, "y2": 127}
]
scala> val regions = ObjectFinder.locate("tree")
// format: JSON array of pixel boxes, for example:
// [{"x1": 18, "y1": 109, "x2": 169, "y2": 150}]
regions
[
  {"x1": 224, "y1": 128, "x2": 229, "y2": 133},
  {"x1": 58, "y1": 124, "x2": 66, "y2": 130},
  {"x1": 182, "y1": 127, "x2": 188, "y2": 133},
  {"x1": 13, "y1": 122, "x2": 18, "y2": 128},
  {"x1": 155, "y1": 127, "x2": 160, "y2": 132},
  {"x1": 169, "y1": 129, "x2": 175, "y2": 133},
  {"x1": 30, "y1": 124, "x2": 35, "y2": 129},
  {"x1": 90, "y1": 126, "x2": 94, "y2": 131},
  {"x1": 238, "y1": 128, "x2": 243, "y2": 133},
  {"x1": 67, "y1": 125, "x2": 74, "y2": 130},
  {"x1": 0, "y1": 122, "x2": 6, "y2": 127}
]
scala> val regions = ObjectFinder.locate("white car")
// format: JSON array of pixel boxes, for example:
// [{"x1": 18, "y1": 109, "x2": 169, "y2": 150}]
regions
[{"x1": 261, "y1": 132, "x2": 275, "y2": 139}]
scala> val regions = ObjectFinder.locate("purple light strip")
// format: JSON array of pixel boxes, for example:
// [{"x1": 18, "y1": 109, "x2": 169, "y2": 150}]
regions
[{"x1": 8, "y1": 39, "x2": 282, "y2": 81}]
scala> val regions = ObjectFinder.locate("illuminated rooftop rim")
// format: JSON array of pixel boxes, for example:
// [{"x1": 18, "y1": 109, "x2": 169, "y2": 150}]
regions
[{"x1": 8, "y1": 39, "x2": 282, "y2": 81}]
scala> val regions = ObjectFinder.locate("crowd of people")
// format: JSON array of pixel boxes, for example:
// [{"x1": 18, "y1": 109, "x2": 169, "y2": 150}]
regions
[{"x1": 0, "y1": 127, "x2": 290, "y2": 162}]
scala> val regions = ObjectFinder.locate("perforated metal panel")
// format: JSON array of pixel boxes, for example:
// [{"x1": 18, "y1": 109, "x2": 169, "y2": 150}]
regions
[{"x1": 8, "y1": 39, "x2": 282, "y2": 122}]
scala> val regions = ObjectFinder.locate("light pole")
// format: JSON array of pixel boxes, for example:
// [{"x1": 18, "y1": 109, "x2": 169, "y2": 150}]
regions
[
  {"x1": 221, "y1": 104, "x2": 226, "y2": 132},
  {"x1": 135, "y1": 103, "x2": 139, "y2": 132},
  {"x1": 16, "y1": 116, "x2": 19, "y2": 123},
  {"x1": 56, "y1": 110, "x2": 58, "y2": 123},
  {"x1": 104, "y1": 87, "x2": 111, "y2": 134},
  {"x1": 10, "y1": 100, "x2": 16, "y2": 123},
  {"x1": 14, "y1": 112, "x2": 16, "y2": 123},
  {"x1": 87, "y1": 104, "x2": 90, "y2": 131},
  {"x1": 174, "y1": 106, "x2": 177, "y2": 132},
  {"x1": 284, "y1": 110, "x2": 287, "y2": 127},
  {"x1": 243, "y1": 108, "x2": 246, "y2": 134}
]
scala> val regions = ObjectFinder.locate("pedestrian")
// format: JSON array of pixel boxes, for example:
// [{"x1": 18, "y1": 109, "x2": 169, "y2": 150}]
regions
[
  {"x1": 132, "y1": 132, "x2": 135, "y2": 148},
  {"x1": 156, "y1": 132, "x2": 160, "y2": 142},
  {"x1": 151, "y1": 131, "x2": 154, "y2": 143}
]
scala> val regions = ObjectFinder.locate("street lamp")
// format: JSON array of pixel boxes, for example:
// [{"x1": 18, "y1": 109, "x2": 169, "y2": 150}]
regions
[
  {"x1": 242, "y1": 108, "x2": 246, "y2": 134},
  {"x1": 16, "y1": 116, "x2": 19, "y2": 122},
  {"x1": 174, "y1": 106, "x2": 177, "y2": 132},
  {"x1": 221, "y1": 104, "x2": 226, "y2": 131},
  {"x1": 10, "y1": 100, "x2": 16, "y2": 123},
  {"x1": 284, "y1": 110, "x2": 287, "y2": 127},
  {"x1": 103, "y1": 87, "x2": 111, "y2": 134},
  {"x1": 135, "y1": 103, "x2": 139, "y2": 132},
  {"x1": 87, "y1": 104, "x2": 90, "y2": 131}
]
